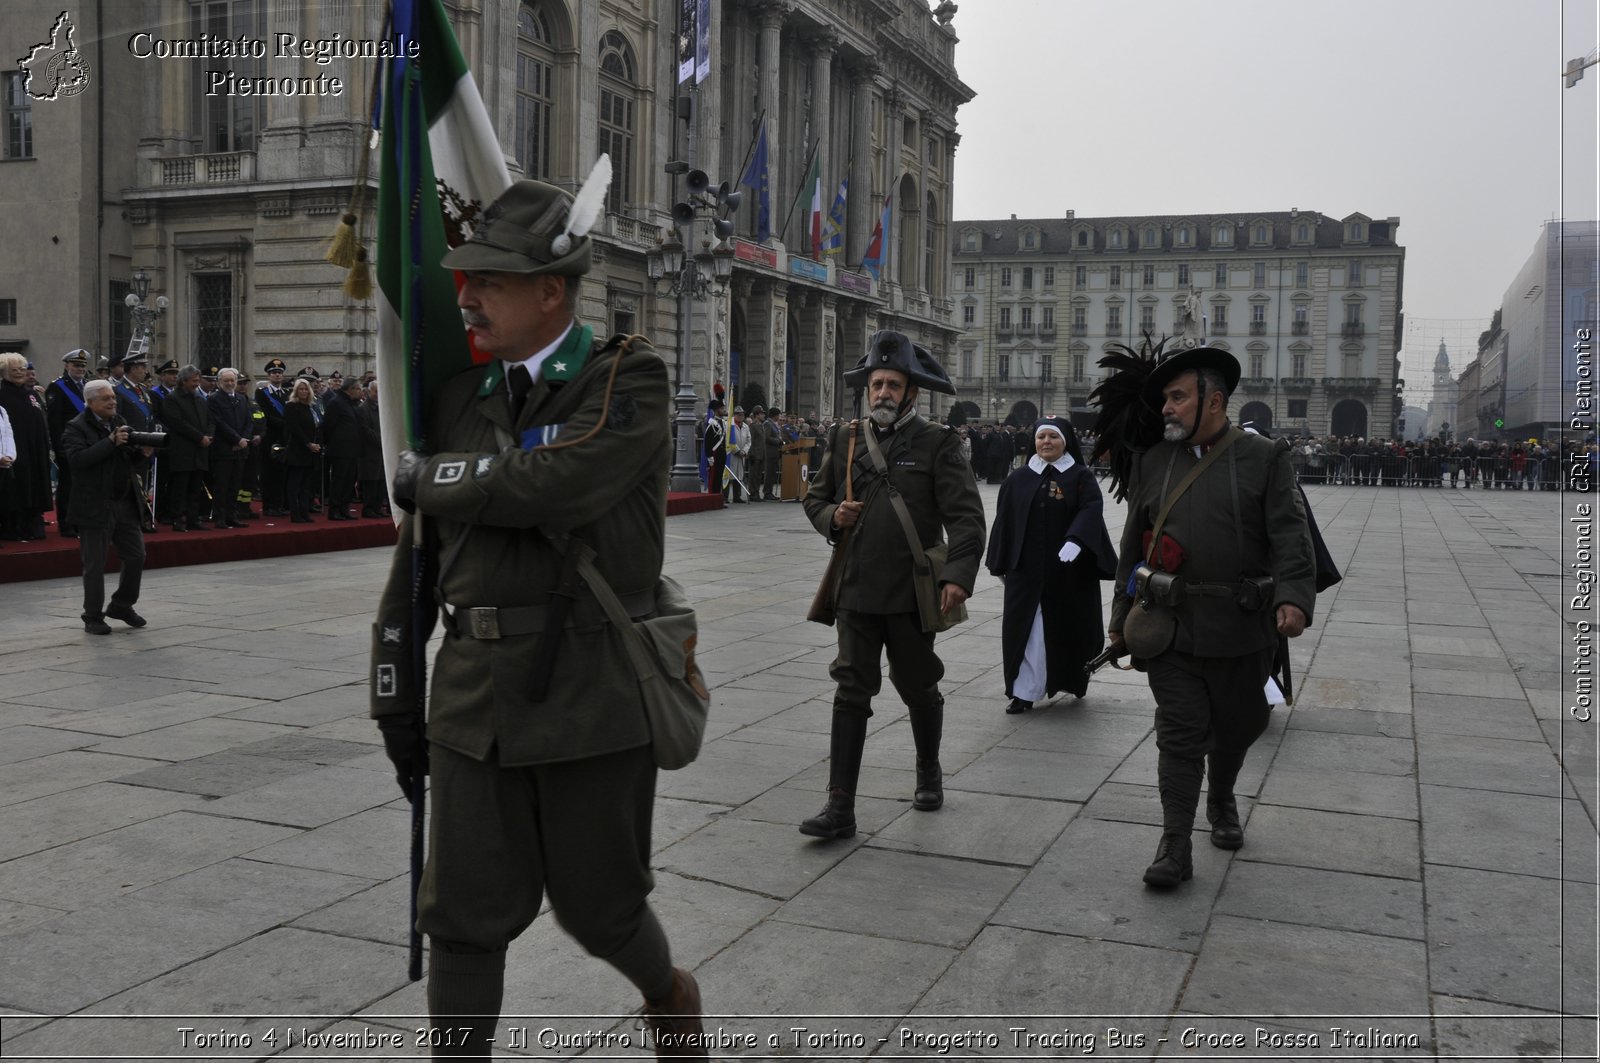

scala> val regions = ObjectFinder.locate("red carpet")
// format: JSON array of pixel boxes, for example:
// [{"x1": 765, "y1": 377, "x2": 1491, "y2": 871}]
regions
[{"x1": 0, "y1": 493, "x2": 722, "y2": 584}]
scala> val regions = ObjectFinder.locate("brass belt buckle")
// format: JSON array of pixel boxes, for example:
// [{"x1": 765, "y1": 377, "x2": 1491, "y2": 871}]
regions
[{"x1": 466, "y1": 607, "x2": 501, "y2": 640}]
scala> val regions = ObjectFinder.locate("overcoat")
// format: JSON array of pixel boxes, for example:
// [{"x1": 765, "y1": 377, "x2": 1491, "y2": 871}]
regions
[
  {"x1": 370, "y1": 329, "x2": 669, "y2": 767},
  {"x1": 160, "y1": 388, "x2": 215, "y2": 473},
  {"x1": 60, "y1": 410, "x2": 142, "y2": 528},
  {"x1": 985, "y1": 459, "x2": 1116, "y2": 698},
  {"x1": 0, "y1": 379, "x2": 51, "y2": 514}
]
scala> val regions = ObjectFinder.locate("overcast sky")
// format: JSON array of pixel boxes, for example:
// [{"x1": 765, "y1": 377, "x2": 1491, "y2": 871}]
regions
[{"x1": 948, "y1": 0, "x2": 1598, "y2": 395}]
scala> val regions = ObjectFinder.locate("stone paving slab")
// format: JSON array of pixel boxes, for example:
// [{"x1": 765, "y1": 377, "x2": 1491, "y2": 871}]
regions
[{"x1": 0, "y1": 483, "x2": 1592, "y2": 1058}]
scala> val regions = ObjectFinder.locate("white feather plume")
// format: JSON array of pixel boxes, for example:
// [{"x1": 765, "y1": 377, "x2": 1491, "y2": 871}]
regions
[{"x1": 550, "y1": 154, "x2": 612, "y2": 257}]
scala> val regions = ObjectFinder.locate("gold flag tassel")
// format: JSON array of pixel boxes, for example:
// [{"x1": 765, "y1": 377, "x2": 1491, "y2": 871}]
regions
[
  {"x1": 325, "y1": 14, "x2": 387, "y2": 274},
  {"x1": 342, "y1": 245, "x2": 373, "y2": 300}
]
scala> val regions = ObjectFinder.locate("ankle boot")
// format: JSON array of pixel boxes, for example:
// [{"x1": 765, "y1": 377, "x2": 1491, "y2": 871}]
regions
[
  {"x1": 799, "y1": 788, "x2": 856, "y2": 839},
  {"x1": 641, "y1": 967, "x2": 708, "y2": 1059},
  {"x1": 1206, "y1": 749, "x2": 1247, "y2": 850},
  {"x1": 908, "y1": 699, "x2": 944, "y2": 811},
  {"x1": 800, "y1": 710, "x2": 867, "y2": 838},
  {"x1": 1142, "y1": 831, "x2": 1194, "y2": 887}
]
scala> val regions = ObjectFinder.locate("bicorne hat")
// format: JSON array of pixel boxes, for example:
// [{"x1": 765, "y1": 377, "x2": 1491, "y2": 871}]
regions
[
  {"x1": 843, "y1": 330, "x2": 955, "y2": 395},
  {"x1": 1140, "y1": 345, "x2": 1242, "y2": 409}
]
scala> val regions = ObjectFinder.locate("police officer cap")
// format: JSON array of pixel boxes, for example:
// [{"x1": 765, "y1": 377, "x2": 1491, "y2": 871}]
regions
[
  {"x1": 264, "y1": 358, "x2": 288, "y2": 374},
  {"x1": 843, "y1": 330, "x2": 956, "y2": 395},
  {"x1": 440, "y1": 171, "x2": 605, "y2": 277},
  {"x1": 203, "y1": 365, "x2": 220, "y2": 380},
  {"x1": 106, "y1": 351, "x2": 124, "y2": 369},
  {"x1": 62, "y1": 349, "x2": 90, "y2": 366},
  {"x1": 1141, "y1": 345, "x2": 1242, "y2": 408},
  {"x1": 156, "y1": 359, "x2": 180, "y2": 375},
  {"x1": 299, "y1": 367, "x2": 320, "y2": 379}
]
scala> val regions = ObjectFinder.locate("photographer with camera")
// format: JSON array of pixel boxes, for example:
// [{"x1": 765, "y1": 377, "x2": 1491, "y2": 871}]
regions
[{"x1": 61, "y1": 379, "x2": 161, "y2": 634}]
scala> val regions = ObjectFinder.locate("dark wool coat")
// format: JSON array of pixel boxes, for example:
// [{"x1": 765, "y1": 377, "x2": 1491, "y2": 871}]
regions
[
  {"x1": 0, "y1": 380, "x2": 52, "y2": 515},
  {"x1": 986, "y1": 460, "x2": 1117, "y2": 699}
]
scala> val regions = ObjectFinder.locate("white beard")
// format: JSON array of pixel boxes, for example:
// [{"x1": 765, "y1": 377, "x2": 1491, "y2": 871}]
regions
[
  {"x1": 869, "y1": 403, "x2": 898, "y2": 427},
  {"x1": 1162, "y1": 420, "x2": 1189, "y2": 442}
]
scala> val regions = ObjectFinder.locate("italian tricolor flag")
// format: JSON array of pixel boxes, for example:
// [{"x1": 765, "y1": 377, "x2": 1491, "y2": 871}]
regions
[
  {"x1": 803, "y1": 150, "x2": 824, "y2": 261},
  {"x1": 375, "y1": 0, "x2": 511, "y2": 489}
]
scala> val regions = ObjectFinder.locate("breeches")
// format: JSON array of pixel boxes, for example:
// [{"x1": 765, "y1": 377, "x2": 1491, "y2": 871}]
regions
[
  {"x1": 830, "y1": 609, "x2": 944, "y2": 716},
  {"x1": 1146, "y1": 646, "x2": 1275, "y2": 761},
  {"x1": 419, "y1": 743, "x2": 658, "y2": 959}
]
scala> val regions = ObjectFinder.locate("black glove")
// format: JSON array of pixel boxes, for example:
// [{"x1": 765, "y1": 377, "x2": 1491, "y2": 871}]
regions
[
  {"x1": 376, "y1": 716, "x2": 429, "y2": 801},
  {"x1": 391, "y1": 449, "x2": 430, "y2": 514}
]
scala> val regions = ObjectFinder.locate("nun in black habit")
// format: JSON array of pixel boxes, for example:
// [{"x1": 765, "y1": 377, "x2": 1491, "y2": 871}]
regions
[{"x1": 984, "y1": 417, "x2": 1117, "y2": 712}]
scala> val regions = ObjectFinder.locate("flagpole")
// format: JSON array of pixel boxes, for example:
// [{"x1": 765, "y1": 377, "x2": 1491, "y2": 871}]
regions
[{"x1": 778, "y1": 138, "x2": 818, "y2": 248}]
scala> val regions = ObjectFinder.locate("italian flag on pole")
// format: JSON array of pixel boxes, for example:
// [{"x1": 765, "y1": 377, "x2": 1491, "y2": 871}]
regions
[
  {"x1": 375, "y1": 0, "x2": 511, "y2": 487},
  {"x1": 804, "y1": 150, "x2": 824, "y2": 260}
]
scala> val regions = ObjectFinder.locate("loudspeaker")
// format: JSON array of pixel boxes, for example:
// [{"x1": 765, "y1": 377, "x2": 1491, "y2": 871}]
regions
[
  {"x1": 686, "y1": 169, "x2": 710, "y2": 195},
  {"x1": 713, "y1": 218, "x2": 735, "y2": 239},
  {"x1": 672, "y1": 201, "x2": 696, "y2": 225}
]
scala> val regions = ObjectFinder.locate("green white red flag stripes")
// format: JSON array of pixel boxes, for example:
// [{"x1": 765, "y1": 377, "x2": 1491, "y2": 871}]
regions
[{"x1": 375, "y1": 0, "x2": 510, "y2": 491}]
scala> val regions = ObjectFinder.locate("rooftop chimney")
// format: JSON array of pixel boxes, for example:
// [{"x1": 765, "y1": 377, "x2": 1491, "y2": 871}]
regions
[{"x1": 1066, "y1": 209, "x2": 1075, "y2": 219}]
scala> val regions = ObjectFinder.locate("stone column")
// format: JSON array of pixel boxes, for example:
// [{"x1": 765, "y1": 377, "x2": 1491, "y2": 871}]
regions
[
  {"x1": 846, "y1": 60, "x2": 877, "y2": 265},
  {"x1": 808, "y1": 31, "x2": 837, "y2": 256},
  {"x1": 755, "y1": 1, "x2": 788, "y2": 239}
]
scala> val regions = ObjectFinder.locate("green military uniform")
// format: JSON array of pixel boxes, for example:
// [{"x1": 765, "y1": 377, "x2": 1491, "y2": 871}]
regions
[
  {"x1": 798, "y1": 332, "x2": 986, "y2": 839},
  {"x1": 1107, "y1": 360, "x2": 1317, "y2": 885},
  {"x1": 370, "y1": 168, "x2": 706, "y2": 1059}
]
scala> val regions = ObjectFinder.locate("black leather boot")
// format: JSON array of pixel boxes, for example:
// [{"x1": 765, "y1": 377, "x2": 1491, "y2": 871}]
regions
[
  {"x1": 800, "y1": 710, "x2": 867, "y2": 838},
  {"x1": 1206, "y1": 748, "x2": 1247, "y2": 850},
  {"x1": 1142, "y1": 831, "x2": 1194, "y2": 887},
  {"x1": 907, "y1": 698, "x2": 944, "y2": 811}
]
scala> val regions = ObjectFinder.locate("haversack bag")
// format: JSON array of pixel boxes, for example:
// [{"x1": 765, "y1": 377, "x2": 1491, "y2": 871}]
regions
[
  {"x1": 913, "y1": 540, "x2": 968, "y2": 634},
  {"x1": 578, "y1": 555, "x2": 710, "y2": 770},
  {"x1": 1122, "y1": 564, "x2": 1177, "y2": 658}
]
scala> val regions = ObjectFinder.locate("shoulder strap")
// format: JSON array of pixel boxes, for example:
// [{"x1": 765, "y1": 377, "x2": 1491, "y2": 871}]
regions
[
  {"x1": 861, "y1": 423, "x2": 933, "y2": 575},
  {"x1": 1147, "y1": 426, "x2": 1242, "y2": 565}
]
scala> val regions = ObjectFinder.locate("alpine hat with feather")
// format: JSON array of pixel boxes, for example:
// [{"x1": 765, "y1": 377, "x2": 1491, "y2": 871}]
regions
[
  {"x1": 440, "y1": 156, "x2": 612, "y2": 277},
  {"x1": 843, "y1": 330, "x2": 956, "y2": 395}
]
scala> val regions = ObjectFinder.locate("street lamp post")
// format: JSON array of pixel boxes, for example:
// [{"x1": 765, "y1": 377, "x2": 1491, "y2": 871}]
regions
[
  {"x1": 647, "y1": 170, "x2": 739, "y2": 493},
  {"x1": 122, "y1": 267, "x2": 169, "y2": 362}
]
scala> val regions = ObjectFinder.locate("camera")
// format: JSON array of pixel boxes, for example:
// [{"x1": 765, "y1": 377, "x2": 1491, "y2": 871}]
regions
[{"x1": 125, "y1": 431, "x2": 168, "y2": 448}]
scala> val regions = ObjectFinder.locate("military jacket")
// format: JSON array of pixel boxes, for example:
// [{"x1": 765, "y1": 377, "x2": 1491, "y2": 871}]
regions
[
  {"x1": 804, "y1": 414, "x2": 986, "y2": 614},
  {"x1": 370, "y1": 328, "x2": 669, "y2": 767},
  {"x1": 1109, "y1": 427, "x2": 1316, "y2": 658}
]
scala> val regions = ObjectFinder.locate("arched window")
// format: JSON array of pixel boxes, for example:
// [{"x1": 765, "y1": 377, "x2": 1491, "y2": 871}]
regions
[
  {"x1": 515, "y1": 3, "x2": 556, "y2": 179},
  {"x1": 597, "y1": 30, "x2": 637, "y2": 213}
]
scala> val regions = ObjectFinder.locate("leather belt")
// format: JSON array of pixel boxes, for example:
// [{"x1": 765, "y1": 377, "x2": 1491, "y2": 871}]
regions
[{"x1": 439, "y1": 589, "x2": 655, "y2": 640}]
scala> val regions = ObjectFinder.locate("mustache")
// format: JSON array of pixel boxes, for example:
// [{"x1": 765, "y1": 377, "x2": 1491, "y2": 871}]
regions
[{"x1": 461, "y1": 311, "x2": 490, "y2": 328}]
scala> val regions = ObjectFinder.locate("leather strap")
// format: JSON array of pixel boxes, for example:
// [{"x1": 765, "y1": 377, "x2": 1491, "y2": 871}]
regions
[
  {"x1": 1146, "y1": 426, "x2": 1242, "y2": 566},
  {"x1": 861, "y1": 423, "x2": 935, "y2": 580}
]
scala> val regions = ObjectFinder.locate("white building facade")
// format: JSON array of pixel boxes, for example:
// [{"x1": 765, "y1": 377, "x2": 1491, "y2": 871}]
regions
[{"x1": 949, "y1": 209, "x2": 1406, "y2": 437}]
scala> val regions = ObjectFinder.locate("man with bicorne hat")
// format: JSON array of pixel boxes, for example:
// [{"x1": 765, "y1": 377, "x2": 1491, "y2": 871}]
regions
[
  {"x1": 1097, "y1": 344, "x2": 1316, "y2": 888},
  {"x1": 799, "y1": 331, "x2": 986, "y2": 840},
  {"x1": 370, "y1": 164, "x2": 710, "y2": 1056},
  {"x1": 46, "y1": 349, "x2": 93, "y2": 537}
]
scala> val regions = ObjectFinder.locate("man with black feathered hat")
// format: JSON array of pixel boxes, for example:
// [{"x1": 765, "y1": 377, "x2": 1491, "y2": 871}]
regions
[
  {"x1": 1094, "y1": 343, "x2": 1316, "y2": 889},
  {"x1": 369, "y1": 166, "x2": 709, "y2": 1055},
  {"x1": 799, "y1": 330, "x2": 986, "y2": 839}
]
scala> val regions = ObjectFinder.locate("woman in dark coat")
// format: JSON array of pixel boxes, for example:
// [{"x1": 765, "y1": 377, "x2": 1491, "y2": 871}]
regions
[
  {"x1": 283, "y1": 377, "x2": 323, "y2": 523},
  {"x1": 0, "y1": 353, "x2": 53, "y2": 540},
  {"x1": 984, "y1": 417, "x2": 1117, "y2": 712}
]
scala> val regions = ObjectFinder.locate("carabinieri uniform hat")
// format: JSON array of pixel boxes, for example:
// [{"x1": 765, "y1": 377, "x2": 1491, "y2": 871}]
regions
[
  {"x1": 157, "y1": 359, "x2": 180, "y2": 375},
  {"x1": 1140, "y1": 345, "x2": 1241, "y2": 409},
  {"x1": 843, "y1": 330, "x2": 956, "y2": 395},
  {"x1": 264, "y1": 358, "x2": 288, "y2": 373},
  {"x1": 441, "y1": 157, "x2": 612, "y2": 277}
]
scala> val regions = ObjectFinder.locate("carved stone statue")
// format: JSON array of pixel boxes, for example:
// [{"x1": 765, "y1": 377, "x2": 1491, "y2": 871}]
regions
[{"x1": 1176, "y1": 287, "x2": 1204, "y2": 349}]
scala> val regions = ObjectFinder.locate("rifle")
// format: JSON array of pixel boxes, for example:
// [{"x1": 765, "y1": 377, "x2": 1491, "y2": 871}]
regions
[
  {"x1": 404, "y1": 511, "x2": 429, "y2": 982},
  {"x1": 1083, "y1": 643, "x2": 1127, "y2": 678}
]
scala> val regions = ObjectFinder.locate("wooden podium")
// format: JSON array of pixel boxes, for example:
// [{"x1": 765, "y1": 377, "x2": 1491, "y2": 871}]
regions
[{"x1": 780, "y1": 442, "x2": 810, "y2": 500}]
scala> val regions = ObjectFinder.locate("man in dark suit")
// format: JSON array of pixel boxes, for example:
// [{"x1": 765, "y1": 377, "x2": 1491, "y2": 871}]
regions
[
  {"x1": 45, "y1": 349, "x2": 93, "y2": 537},
  {"x1": 60, "y1": 380, "x2": 148, "y2": 634},
  {"x1": 113, "y1": 352, "x2": 158, "y2": 532},
  {"x1": 160, "y1": 366, "x2": 215, "y2": 531},
  {"x1": 207, "y1": 368, "x2": 256, "y2": 528},
  {"x1": 320, "y1": 376, "x2": 363, "y2": 520}
]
